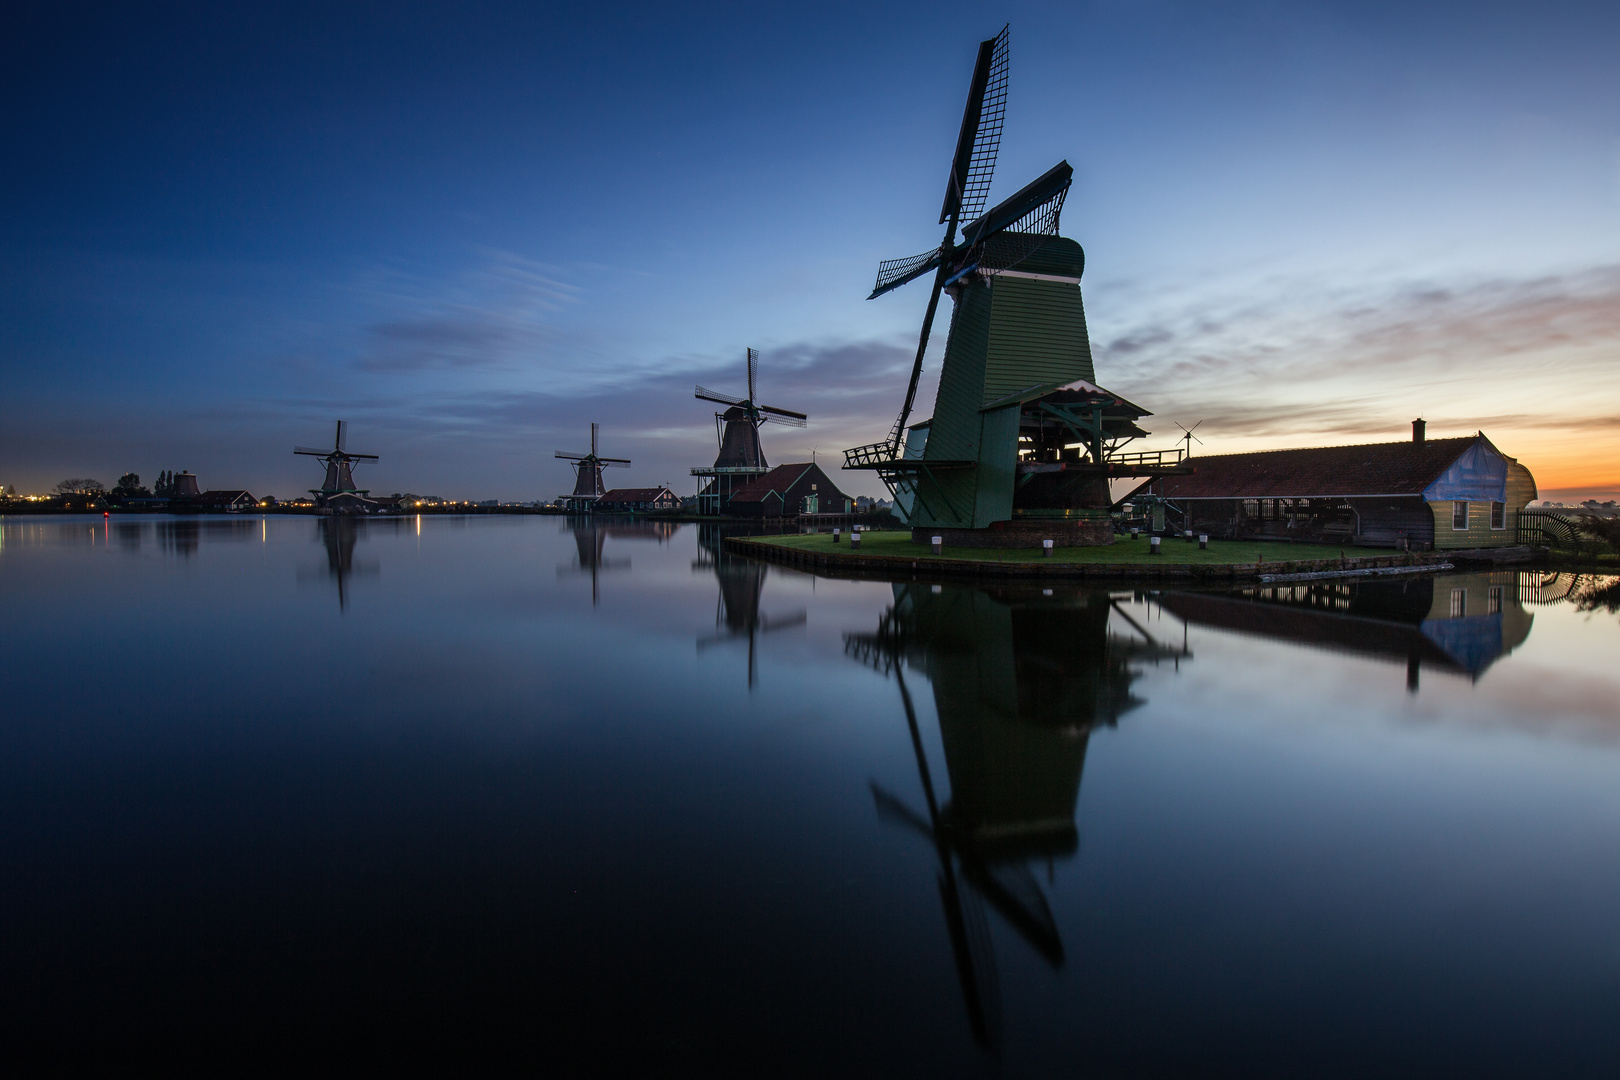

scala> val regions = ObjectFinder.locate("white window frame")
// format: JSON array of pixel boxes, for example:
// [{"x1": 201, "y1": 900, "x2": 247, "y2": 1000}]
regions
[{"x1": 1452, "y1": 501, "x2": 1469, "y2": 530}]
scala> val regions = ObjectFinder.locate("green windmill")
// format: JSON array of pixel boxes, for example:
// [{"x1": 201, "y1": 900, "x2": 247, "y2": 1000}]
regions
[{"x1": 843, "y1": 26, "x2": 1188, "y2": 545}]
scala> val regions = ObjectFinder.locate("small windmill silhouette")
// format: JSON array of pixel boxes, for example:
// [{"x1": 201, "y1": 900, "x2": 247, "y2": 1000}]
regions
[{"x1": 1174, "y1": 420, "x2": 1205, "y2": 459}]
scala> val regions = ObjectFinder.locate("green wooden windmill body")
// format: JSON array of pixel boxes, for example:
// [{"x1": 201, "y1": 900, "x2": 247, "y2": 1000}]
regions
[
  {"x1": 909, "y1": 238, "x2": 1096, "y2": 529},
  {"x1": 845, "y1": 27, "x2": 1186, "y2": 539}
]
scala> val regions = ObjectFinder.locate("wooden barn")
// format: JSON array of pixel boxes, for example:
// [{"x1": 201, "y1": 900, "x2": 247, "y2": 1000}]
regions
[
  {"x1": 594, "y1": 487, "x2": 680, "y2": 513},
  {"x1": 725, "y1": 463, "x2": 852, "y2": 519},
  {"x1": 1131, "y1": 423, "x2": 1536, "y2": 549}
]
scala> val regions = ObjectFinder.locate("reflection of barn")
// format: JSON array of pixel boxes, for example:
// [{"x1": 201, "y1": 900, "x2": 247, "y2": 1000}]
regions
[
  {"x1": 1133, "y1": 426, "x2": 1537, "y2": 549},
  {"x1": 1160, "y1": 571, "x2": 1533, "y2": 689},
  {"x1": 847, "y1": 583, "x2": 1185, "y2": 1047}
]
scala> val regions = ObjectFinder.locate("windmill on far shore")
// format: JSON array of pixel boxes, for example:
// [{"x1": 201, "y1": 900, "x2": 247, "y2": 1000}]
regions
[
  {"x1": 691, "y1": 348, "x2": 808, "y2": 515},
  {"x1": 556, "y1": 422, "x2": 630, "y2": 513},
  {"x1": 1174, "y1": 421, "x2": 1205, "y2": 459},
  {"x1": 294, "y1": 421, "x2": 379, "y2": 512}
]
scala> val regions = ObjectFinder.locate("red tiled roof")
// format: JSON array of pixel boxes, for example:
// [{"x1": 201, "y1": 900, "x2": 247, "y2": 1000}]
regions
[
  {"x1": 727, "y1": 464, "x2": 814, "y2": 503},
  {"x1": 1146, "y1": 436, "x2": 1483, "y2": 499}
]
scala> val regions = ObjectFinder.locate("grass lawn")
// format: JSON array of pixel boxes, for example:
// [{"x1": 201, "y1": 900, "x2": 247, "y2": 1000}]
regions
[{"x1": 746, "y1": 530, "x2": 1374, "y2": 565}]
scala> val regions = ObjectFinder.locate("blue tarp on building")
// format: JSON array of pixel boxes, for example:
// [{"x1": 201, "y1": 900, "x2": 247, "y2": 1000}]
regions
[{"x1": 1421, "y1": 440, "x2": 1506, "y2": 503}]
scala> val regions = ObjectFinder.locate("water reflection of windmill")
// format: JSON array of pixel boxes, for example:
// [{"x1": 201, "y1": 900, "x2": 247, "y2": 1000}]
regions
[
  {"x1": 556, "y1": 423, "x2": 631, "y2": 514},
  {"x1": 847, "y1": 583, "x2": 1187, "y2": 1049},
  {"x1": 694, "y1": 525, "x2": 805, "y2": 688},
  {"x1": 306, "y1": 516, "x2": 383, "y2": 611},
  {"x1": 558, "y1": 519, "x2": 627, "y2": 606}
]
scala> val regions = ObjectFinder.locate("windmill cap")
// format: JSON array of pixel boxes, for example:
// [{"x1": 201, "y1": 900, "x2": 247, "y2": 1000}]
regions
[{"x1": 990, "y1": 236, "x2": 1084, "y2": 281}]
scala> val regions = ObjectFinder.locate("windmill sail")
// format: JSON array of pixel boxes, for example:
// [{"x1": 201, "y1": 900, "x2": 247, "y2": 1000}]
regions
[
  {"x1": 941, "y1": 24, "x2": 1009, "y2": 229},
  {"x1": 870, "y1": 248, "x2": 943, "y2": 300},
  {"x1": 958, "y1": 161, "x2": 1072, "y2": 250}
]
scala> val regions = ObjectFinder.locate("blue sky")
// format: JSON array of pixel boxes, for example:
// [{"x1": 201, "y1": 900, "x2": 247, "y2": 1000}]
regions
[{"x1": 4, "y1": 0, "x2": 1618, "y2": 500}]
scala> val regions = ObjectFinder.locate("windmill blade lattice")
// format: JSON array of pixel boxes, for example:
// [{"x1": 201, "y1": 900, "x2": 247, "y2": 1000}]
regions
[
  {"x1": 694, "y1": 385, "x2": 746, "y2": 407},
  {"x1": 871, "y1": 248, "x2": 943, "y2": 300},
  {"x1": 941, "y1": 24, "x2": 1009, "y2": 228}
]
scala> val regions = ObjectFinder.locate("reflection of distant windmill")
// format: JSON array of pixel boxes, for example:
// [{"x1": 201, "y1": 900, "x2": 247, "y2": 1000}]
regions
[
  {"x1": 847, "y1": 584, "x2": 1187, "y2": 1049},
  {"x1": 321, "y1": 516, "x2": 360, "y2": 610},
  {"x1": 295, "y1": 421, "x2": 379, "y2": 510},
  {"x1": 556, "y1": 423, "x2": 631, "y2": 513},
  {"x1": 692, "y1": 349, "x2": 808, "y2": 515},
  {"x1": 694, "y1": 525, "x2": 805, "y2": 688},
  {"x1": 557, "y1": 519, "x2": 626, "y2": 606}
]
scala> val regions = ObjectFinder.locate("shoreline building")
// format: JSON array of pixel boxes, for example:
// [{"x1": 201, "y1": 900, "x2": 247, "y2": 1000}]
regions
[
  {"x1": 1130, "y1": 423, "x2": 1537, "y2": 549},
  {"x1": 722, "y1": 463, "x2": 853, "y2": 519},
  {"x1": 595, "y1": 487, "x2": 680, "y2": 514}
]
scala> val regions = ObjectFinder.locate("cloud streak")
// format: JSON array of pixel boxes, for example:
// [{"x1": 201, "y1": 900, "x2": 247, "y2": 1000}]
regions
[{"x1": 353, "y1": 251, "x2": 582, "y2": 373}]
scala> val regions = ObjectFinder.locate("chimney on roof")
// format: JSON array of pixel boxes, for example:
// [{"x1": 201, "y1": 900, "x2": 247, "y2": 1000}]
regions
[{"x1": 1412, "y1": 418, "x2": 1426, "y2": 443}]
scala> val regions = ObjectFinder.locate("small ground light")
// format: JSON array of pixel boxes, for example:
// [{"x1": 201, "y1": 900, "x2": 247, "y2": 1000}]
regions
[
  {"x1": 1043, "y1": 539, "x2": 1054, "y2": 557},
  {"x1": 832, "y1": 528, "x2": 840, "y2": 543},
  {"x1": 1199, "y1": 534, "x2": 1209, "y2": 549},
  {"x1": 1130, "y1": 527, "x2": 1139, "y2": 540},
  {"x1": 851, "y1": 530, "x2": 861, "y2": 548},
  {"x1": 931, "y1": 535, "x2": 943, "y2": 555},
  {"x1": 1150, "y1": 536, "x2": 1162, "y2": 555}
]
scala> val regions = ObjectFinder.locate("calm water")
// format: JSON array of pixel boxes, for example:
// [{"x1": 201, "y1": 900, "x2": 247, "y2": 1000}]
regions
[{"x1": 3, "y1": 514, "x2": 1619, "y2": 1073}]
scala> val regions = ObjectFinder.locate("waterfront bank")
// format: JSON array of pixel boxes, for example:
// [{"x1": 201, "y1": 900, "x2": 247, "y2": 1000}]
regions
[{"x1": 732, "y1": 529, "x2": 1494, "y2": 581}]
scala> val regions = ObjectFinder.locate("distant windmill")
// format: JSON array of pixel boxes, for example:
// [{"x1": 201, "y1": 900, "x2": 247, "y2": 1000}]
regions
[
  {"x1": 695, "y1": 348, "x2": 808, "y2": 464},
  {"x1": 692, "y1": 348, "x2": 808, "y2": 514},
  {"x1": 294, "y1": 421, "x2": 379, "y2": 510},
  {"x1": 556, "y1": 422, "x2": 630, "y2": 513},
  {"x1": 1174, "y1": 420, "x2": 1205, "y2": 459}
]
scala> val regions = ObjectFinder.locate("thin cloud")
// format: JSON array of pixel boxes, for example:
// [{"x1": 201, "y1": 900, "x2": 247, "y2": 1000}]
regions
[{"x1": 353, "y1": 251, "x2": 582, "y2": 373}]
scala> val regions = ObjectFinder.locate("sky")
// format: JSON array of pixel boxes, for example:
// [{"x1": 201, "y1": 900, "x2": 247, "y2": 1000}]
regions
[{"x1": 3, "y1": 0, "x2": 1618, "y2": 502}]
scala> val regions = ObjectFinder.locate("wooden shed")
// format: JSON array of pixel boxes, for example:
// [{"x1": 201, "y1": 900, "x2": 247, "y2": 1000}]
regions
[{"x1": 725, "y1": 463, "x2": 852, "y2": 519}]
